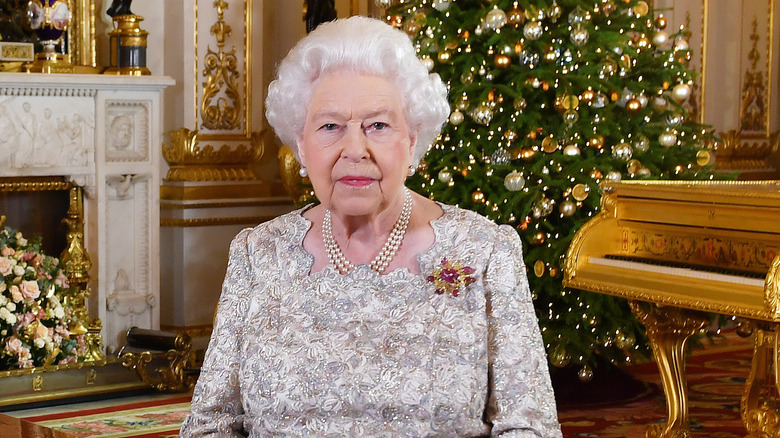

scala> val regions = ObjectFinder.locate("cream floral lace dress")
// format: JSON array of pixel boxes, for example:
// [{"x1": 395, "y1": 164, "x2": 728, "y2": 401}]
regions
[{"x1": 180, "y1": 204, "x2": 562, "y2": 437}]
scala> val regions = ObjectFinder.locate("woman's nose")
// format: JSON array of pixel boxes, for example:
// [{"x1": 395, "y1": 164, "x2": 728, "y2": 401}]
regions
[{"x1": 341, "y1": 124, "x2": 369, "y2": 161}]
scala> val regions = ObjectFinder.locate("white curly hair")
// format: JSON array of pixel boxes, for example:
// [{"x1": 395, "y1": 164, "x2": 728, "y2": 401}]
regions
[{"x1": 265, "y1": 16, "x2": 450, "y2": 166}]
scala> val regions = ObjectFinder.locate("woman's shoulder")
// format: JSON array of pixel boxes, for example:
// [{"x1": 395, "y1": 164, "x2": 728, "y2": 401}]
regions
[
  {"x1": 436, "y1": 203, "x2": 521, "y2": 247},
  {"x1": 235, "y1": 206, "x2": 311, "y2": 246}
]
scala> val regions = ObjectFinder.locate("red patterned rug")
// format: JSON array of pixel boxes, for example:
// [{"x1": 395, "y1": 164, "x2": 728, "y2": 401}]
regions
[
  {"x1": 21, "y1": 395, "x2": 191, "y2": 438},
  {"x1": 558, "y1": 331, "x2": 753, "y2": 437}
]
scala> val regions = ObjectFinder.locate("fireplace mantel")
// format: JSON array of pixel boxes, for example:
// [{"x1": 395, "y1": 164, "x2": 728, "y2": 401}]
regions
[{"x1": 0, "y1": 73, "x2": 174, "y2": 354}]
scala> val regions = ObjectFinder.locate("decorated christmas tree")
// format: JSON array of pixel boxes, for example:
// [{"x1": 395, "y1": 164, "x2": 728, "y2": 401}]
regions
[{"x1": 379, "y1": 0, "x2": 716, "y2": 378}]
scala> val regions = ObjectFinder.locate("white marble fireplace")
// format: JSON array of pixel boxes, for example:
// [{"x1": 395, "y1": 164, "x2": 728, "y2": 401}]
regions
[{"x1": 0, "y1": 73, "x2": 174, "y2": 354}]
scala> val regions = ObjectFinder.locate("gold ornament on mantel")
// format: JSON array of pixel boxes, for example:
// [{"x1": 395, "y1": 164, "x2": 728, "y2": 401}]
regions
[
  {"x1": 278, "y1": 145, "x2": 313, "y2": 205},
  {"x1": 162, "y1": 128, "x2": 264, "y2": 182}
]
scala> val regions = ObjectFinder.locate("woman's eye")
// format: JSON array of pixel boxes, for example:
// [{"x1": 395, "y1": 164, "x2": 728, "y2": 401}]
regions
[
  {"x1": 321, "y1": 123, "x2": 339, "y2": 131},
  {"x1": 367, "y1": 122, "x2": 388, "y2": 131}
]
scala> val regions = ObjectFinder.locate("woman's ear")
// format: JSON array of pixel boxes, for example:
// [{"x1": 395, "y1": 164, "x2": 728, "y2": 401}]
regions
[
  {"x1": 295, "y1": 134, "x2": 306, "y2": 167},
  {"x1": 408, "y1": 131, "x2": 418, "y2": 163}
]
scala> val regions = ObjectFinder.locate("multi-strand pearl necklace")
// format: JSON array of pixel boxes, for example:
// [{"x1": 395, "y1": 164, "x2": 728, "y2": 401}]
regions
[{"x1": 323, "y1": 188, "x2": 413, "y2": 274}]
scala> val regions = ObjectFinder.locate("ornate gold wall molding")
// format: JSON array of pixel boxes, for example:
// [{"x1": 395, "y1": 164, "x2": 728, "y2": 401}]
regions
[
  {"x1": 201, "y1": 0, "x2": 241, "y2": 130},
  {"x1": 160, "y1": 216, "x2": 276, "y2": 228},
  {"x1": 740, "y1": 17, "x2": 768, "y2": 133},
  {"x1": 162, "y1": 128, "x2": 264, "y2": 181},
  {"x1": 165, "y1": 0, "x2": 263, "y2": 183}
]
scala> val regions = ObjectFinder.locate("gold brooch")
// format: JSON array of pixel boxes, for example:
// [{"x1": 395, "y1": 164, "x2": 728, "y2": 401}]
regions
[{"x1": 427, "y1": 258, "x2": 476, "y2": 297}]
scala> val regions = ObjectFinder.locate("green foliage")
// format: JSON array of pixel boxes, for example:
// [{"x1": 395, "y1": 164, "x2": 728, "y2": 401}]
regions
[{"x1": 387, "y1": 0, "x2": 718, "y2": 371}]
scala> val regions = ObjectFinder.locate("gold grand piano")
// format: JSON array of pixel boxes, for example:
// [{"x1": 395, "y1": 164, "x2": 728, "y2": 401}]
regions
[{"x1": 563, "y1": 180, "x2": 780, "y2": 438}]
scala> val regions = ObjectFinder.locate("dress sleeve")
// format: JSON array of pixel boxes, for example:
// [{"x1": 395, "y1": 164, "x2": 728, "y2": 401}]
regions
[
  {"x1": 484, "y1": 225, "x2": 562, "y2": 438},
  {"x1": 180, "y1": 228, "x2": 255, "y2": 437}
]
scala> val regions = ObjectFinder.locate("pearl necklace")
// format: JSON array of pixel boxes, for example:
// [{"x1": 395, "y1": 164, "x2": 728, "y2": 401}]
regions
[{"x1": 323, "y1": 189, "x2": 413, "y2": 274}]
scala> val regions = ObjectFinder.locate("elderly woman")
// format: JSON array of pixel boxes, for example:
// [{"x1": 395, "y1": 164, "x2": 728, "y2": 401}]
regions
[{"x1": 181, "y1": 16, "x2": 561, "y2": 437}]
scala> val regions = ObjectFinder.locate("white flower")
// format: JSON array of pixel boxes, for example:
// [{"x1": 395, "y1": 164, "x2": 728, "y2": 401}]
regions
[
  {"x1": 53, "y1": 305, "x2": 65, "y2": 319},
  {"x1": 34, "y1": 338, "x2": 45, "y2": 348},
  {"x1": 0, "y1": 308, "x2": 16, "y2": 325},
  {"x1": 0, "y1": 294, "x2": 6, "y2": 306},
  {"x1": 5, "y1": 302, "x2": 15, "y2": 312},
  {"x1": 13, "y1": 265, "x2": 25, "y2": 277},
  {"x1": 15, "y1": 233, "x2": 27, "y2": 247}
]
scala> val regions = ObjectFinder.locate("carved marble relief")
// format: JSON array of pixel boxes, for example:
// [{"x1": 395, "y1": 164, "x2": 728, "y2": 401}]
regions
[
  {"x1": 103, "y1": 173, "x2": 154, "y2": 352},
  {"x1": 0, "y1": 96, "x2": 94, "y2": 169},
  {"x1": 105, "y1": 101, "x2": 150, "y2": 162}
]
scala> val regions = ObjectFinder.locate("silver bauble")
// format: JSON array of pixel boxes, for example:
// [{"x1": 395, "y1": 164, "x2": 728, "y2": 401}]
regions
[
  {"x1": 433, "y1": 0, "x2": 451, "y2": 11},
  {"x1": 485, "y1": 8, "x2": 508, "y2": 30},
  {"x1": 671, "y1": 83, "x2": 691, "y2": 103},
  {"x1": 449, "y1": 110, "x2": 465, "y2": 126},
  {"x1": 523, "y1": 21, "x2": 543, "y2": 40},
  {"x1": 605, "y1": 170, "x2": 622, "y2": 182},
  {"x1": 503, "y1": 171, "x2": 525, "y2": 191},
  {"x1": 559, "y1": 200, "x2": 577, "y2": 217},
  {"x1": 652, "y1": 30, "x2": 669, "y2": 48},
  {"x1": 469, "y1": 102, "x2": 494, "y2": 126},
  {"x1": 612, "y1": 142, "x2": 633, "y2": 161},
  {"x1": 568, "y1": 5, "x2": 589, "y2": 24},
  {"x1": 674, "y1": 37, "x2": 689, "y2": 51},
  {"x1": 665, "y1": 112, "x2": 684, "y2": 126},
  {"x1": 438, "y1": 168, "x2": 453, "y2": 183},
  {"x1": 659, "y1": 131, "x2": 678, "y2": 147},
  {"x1": 570, "y1": 24, "x2": 589, "y2": 47},
  {"x1": 421, "y1": 56, "x2": 434, "y2": 72},
  {"x1": 460, "y1": 71, "x2": 475, "y2": 84},
  {"x1": 563, "y1": 144, "x2": 581, "y2": 156},
  {"x1": 491, "y1": 147, "x2": 510, "y2": 165}
]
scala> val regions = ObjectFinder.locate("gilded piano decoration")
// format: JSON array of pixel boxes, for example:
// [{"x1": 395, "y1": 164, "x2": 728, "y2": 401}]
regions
[{"x1": 564, "y1": 180, "x2": 780, "y2": 437}]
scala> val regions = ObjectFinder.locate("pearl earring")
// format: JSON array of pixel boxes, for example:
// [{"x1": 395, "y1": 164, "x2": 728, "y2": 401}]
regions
[
  {"x1": 408, "y1": 165, "x2": 416, "y2": 176},
  {"x1": 298, "y1": 167, "x2": 308, "y2": 178}
]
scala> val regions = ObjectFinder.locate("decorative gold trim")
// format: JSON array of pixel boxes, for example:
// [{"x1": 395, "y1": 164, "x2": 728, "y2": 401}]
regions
[
  {"x1": 200, "y1": 0, "x2": 241, "y2": 131},
  {"x1": 162, "y1": 127, "x2": 264, "y2": 181},
  {"x1": 244, "y1": 0, "x2": 252, "y2": 135},
  {"x1": 160, "y1": 183, "x2": 270, "y2": 201},
  {"x1": 0, "y1": 177, "x2": 73, "y2": 191},
  {"x1": 120, "y1": 330, "x2": 196, "y2": 392},
  {"x1": 699, "y1": 0, "x2": 708, "y2": 124},
  {"x1": 160, "y1": 216, "x2": 275, "y2": 228},
  {"x1": 740, "y1": 17, "x2": 768, "y2": 133},
  {"x1": 160, "y1": 324, "x2": 214, "y2": 339},
  {"x1": 630, "y1": 301, "x2": 709, "y2": 438},
  {"x1": 68, "y1": 0, "x2": 96, "y2": 68},
  {"x1": 766, "y1": 255, "x2": 780, "y2": 318}
]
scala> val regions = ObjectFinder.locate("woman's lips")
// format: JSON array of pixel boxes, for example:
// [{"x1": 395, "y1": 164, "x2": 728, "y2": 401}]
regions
[{"x1": 338, "y1": 176, "x2": 376, "y2": 187}]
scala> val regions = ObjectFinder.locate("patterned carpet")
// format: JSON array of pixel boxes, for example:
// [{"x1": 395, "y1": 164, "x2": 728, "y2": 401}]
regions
[
  {"x1": 558, "y1": 331, "x2": 753, "y2": 437},
  {"x1": 12, "y1": 332, "x2": 753, "y2": 437},
  {"x1": 19, "y1": 395, "x2": 191, "y2": 438}
]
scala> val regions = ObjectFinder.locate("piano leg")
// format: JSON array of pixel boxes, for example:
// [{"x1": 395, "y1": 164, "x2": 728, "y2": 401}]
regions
[
  {"x1": 741, "y1": 321, "x2": 780, "y2": 437},
  {"x1": 629, "y1": 301, "x2": 709, "y2": 438}
]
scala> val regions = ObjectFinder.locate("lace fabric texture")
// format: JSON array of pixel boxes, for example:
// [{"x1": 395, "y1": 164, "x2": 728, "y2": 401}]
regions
[{"x1": 181, "y1": 204, "x2": 562, "y2": 437}]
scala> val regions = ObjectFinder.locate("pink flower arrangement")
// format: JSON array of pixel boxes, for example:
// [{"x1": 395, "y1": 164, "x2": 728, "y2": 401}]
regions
[{"x1": 0, "y1": 227, "x2": 85, "y2": 370}]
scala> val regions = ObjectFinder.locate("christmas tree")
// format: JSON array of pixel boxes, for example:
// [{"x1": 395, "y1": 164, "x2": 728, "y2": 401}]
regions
[{"x1": 380, "y1": 0, "x2": 716, "y2": 378}]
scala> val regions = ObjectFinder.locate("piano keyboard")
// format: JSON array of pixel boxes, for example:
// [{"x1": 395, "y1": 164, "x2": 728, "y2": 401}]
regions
[{"x1": 590, "y1": 256, "x2": 766, "y2": 288}]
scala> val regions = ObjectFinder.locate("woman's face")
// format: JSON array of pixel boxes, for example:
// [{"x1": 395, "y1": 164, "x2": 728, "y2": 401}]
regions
[{"x1": 297, "y1": 72, "x2": 417, "y2": 218}]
